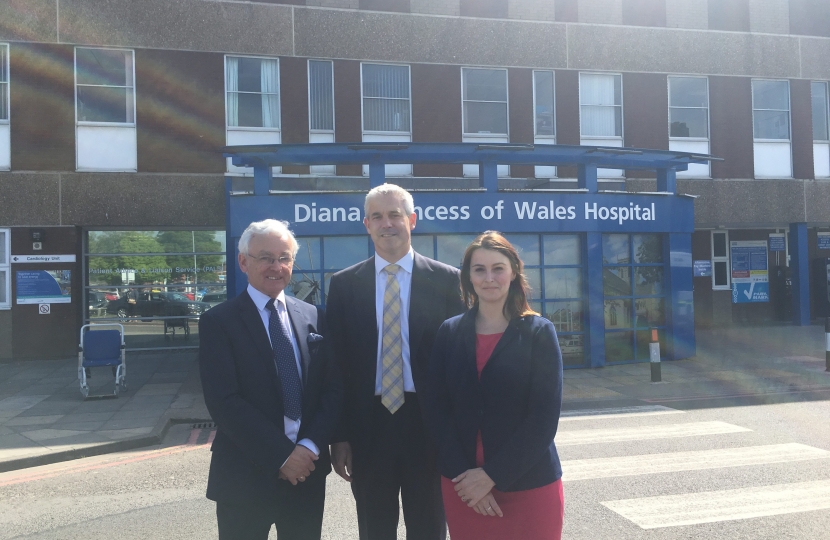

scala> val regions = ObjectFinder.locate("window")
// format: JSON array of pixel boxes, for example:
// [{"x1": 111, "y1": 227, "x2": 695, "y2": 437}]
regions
[
  {"x1": 579, "y1": 73, "x2": 623, "y2": 177},
  {"x1": 308, "y1": 60, "x2": 335, "y2": 175},
  {"x1": 225, "y1": 56, "x2": 281, "y2": 175},
  {"x1": 711, "y1": 230, "x2": 730, "y2": 290},
  {"x1": 462, "y1": 67, "x2": 509, "y2": 177},
  {"x1": 668, "y1": 76, "x2": 710, "y2": 178},
  {"x1": 533, "y1": 70, "x2": 556, "y2": 179},
  {"x1": 752, "y1": 79, "x2": 792, "y2": 178},
  {"x1": 542, "y1": 234, "x2": 585, "y2": 367},
  {"x1": 0, "y1": 229, "x2": 9, "y2": 308},
  {"x1": 0, "y1": 43, "x2": 9, "y2": 171},
  {"x1": 361, "y1": 63, "x2": 411, "y2": 176},
  {"x1": 75, "y1": 47, "x2": 136, "y2": 171},
  {"x1": 812, "y1": 81, "x2": 830, "y2": 178}
]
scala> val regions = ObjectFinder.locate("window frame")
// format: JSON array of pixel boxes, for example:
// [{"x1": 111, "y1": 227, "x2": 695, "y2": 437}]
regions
[
  {"x1": 224, "y1": 54, "x2": 282, "y2": 133},
  {"x1": 308, "y1": 59, "x2": 335, "y2": 136},
  {"x1": 74, "y1": 47, "x2": 136, "y2": 127},
  {"x1": 461, "y1": 66, "x2": 510, "y2": 138},
  {"x1": 751, "y1": 78, "x2": 791, "y2": 143},
  {"x1": 711, "y1": 230, "x2": 731, "y2": 290},
  {"x1": 812, "y1": 81, "x2": 830, "y2": 143},
  {"x1": 667, "y1": 75, "x2": 710, "y2": 142},
  {"x1": 360, "y1": 62, "x2": 412, "y2": 136},
  {"x1": 0, "y1": 228, "x2": 9, "y2": 309},
  {"x1": 578, "y1": 72, "x2": 624, "y2": 140},
  {"x1": 0, "y1": 43, "x2": 8, "y2": 124}
]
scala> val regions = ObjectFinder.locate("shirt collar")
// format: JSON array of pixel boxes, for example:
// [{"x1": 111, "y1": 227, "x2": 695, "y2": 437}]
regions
[
  {"x1": 247, "y1": 283, "x2": 287, "y2": 312},
  {"x1": 375, "y1": 247, "x2": 414, "y2": 275}
]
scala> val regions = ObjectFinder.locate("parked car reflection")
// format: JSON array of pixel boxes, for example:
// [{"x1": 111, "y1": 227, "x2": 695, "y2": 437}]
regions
[{"x1": 106, "y1": 290, "x2": 211, "y2": 320}]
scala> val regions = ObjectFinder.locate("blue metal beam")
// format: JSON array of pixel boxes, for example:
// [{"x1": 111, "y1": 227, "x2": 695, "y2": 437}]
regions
[
  {"x1": 790, "y1": 223, "x2": 811, "y2": 325},
  {"x1": 656, "y1": 168, "x2": 677, "y2": 193}
]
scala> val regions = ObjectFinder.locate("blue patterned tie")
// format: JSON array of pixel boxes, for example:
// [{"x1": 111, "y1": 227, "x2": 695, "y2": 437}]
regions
[{"x1": 266, "y1": 299, "x2": 303, "y2": 421}]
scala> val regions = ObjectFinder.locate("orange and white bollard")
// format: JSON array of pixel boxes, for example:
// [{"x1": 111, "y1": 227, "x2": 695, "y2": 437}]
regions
[{"x1": 650, "y1": 327, "x2": 662, "y2": 383}]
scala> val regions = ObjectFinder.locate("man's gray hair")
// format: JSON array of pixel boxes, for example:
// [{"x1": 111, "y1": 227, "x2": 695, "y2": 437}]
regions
[
  {"x1": 364, "y1": 183, "x2": 415, "y2": 216},
  {"x1": 238, "y1": 219, "x2": 300, "y2": 256}
]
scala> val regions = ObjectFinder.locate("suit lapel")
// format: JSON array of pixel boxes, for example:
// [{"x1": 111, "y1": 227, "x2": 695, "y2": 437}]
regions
[
  {"x1": 408, "y1": 253, "x2": 431, "y2": 363},
  {"x1": 482, "y1": 318, "x2": 521, "y2": 374},
  {"x1": 236, "y1": 291, "x2": 278, "y2": 381},
  {"x1": 355, "y1": 259, "x2": 379, "y2": 358},
  {"x1": 286, "y1": 297, "x2": 311, "y2": 387}
]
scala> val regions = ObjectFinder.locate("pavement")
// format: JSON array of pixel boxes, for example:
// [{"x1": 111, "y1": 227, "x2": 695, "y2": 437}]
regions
[{"x1": 1, "y1": 323, "x2": 829, "y2": 473}]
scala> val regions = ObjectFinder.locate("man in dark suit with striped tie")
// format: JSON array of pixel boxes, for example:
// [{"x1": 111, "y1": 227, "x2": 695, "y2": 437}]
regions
[{"x1": 199, "y1": 219, "x2": 342, "y2": 540}]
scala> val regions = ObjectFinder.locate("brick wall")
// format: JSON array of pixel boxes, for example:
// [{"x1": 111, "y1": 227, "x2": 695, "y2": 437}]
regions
[
  {"x1": 507, "y1": 0, "x2": 556, "y2": 21},
  {"x1": 749, "y1": 0, "x2": 789, "y2": 34},
  {"x1": 410, "y1": 0, "x2": 460, "y2": 16},
  {"x1": 666, "y1": 0, "x2": 708, "y2": 29},
  {"x1": 579, "y1": 0, "x2": 623, "y2": 24}
]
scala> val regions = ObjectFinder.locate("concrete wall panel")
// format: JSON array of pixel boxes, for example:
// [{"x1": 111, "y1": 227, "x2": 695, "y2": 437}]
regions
[
  {"x1": 0, "y1": 0, "x2": 57, "y2": 42},
  {"x1": 0, "y1": 173, "x2": 60, "y2": 225},
  {"x1": 805, "y1": 181, "x2": 830, "y2": 223}
]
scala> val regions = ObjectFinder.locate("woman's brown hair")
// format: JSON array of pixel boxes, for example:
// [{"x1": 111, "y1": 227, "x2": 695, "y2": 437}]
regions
[{"x1": 460, "y1": 231, "x2": 538, "y2": 320}]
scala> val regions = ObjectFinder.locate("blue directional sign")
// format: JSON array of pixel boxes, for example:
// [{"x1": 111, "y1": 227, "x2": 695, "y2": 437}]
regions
[
  {"x1": 693, "y1": 260, "x2": 712, "y2": 277},
  {"x1": 819, "y1": 233, "x2": 830, "y2": 251},
  {"x1": 768, "y1": 234, "x2": 786, "y2": 252}
]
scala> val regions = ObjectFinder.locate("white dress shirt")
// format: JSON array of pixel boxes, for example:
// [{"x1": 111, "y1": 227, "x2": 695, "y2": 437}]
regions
[
  {"x1": 374, "y1": 249, "x2": 416, "y2": 394},
  {"x1": 247, "y1": 284, "x2": 319, "y2": 457}
]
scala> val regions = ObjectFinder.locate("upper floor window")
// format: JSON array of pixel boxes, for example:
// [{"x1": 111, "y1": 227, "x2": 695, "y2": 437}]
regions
[
  {"x1": 812, "y1": 81, "x2": 830, "y2": 178},
  {"x1": 462, "y1": 68, "x2": 508, "y2": 136},
  {"x1": 361, "y1": 63, "x2": 411, "y2": 133},
  {"x1": 534, "y1": 70, "x2": 555, "y2": 139},
  {"x1": 669, "y1": 77, "x2": 708, "y2": 138},
  {"x1": 579, "y1": 73, "x2": 622, "y2": 138},
  {"x1": 752, "y1": 80, "x2": 790, "y2": 141},
  {"x1": 226, "y1": 56, "x2": 280, "y2": 129},
  {"x1": 309, "y1": 60, "x2": 334, "y2": 134},
  {"x1": 0, "y1": 228, "x2": 9, "y2": 309},
  {"x1": 75, "y1": 47, "x2": 135, "y2": 125},
  {"x1": 0, "y1": 44, "x2": 7, "y2": 122}
]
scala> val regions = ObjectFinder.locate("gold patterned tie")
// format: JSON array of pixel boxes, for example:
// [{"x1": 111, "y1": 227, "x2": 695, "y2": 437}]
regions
[{"x1": 380, "y1": 264, "x2": 404, "y2": 414}]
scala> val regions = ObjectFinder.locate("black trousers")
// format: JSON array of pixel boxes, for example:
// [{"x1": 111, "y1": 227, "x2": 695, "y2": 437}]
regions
[
  {"x1": 351, "y1": 393, "x2": 446, "y2": 540},
  {"x1": 216, "y1": 471, "x2": 326, "y2": 540}
]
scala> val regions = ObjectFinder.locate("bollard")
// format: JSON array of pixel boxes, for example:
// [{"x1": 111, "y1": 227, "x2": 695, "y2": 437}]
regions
[
  {"x1": 826, "y1": 318, "x2": 830, "y2": 373},
  {"x1": 650, "y1": 328, "x2": 661, "y2": 383}
]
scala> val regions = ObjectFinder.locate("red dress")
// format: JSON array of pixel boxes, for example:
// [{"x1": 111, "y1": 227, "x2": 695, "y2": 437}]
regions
[{"x1": 441, "y1": 332, "x2": 564, "y2": 540}]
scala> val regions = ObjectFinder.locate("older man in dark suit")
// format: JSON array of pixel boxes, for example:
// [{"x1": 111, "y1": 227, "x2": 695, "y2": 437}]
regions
[
  {"x1": 326, "y1": 184, "x2": 464, "y2": 540},
  {"x1": 199, "y1": 219, "x2": 342, "y2": 540}
]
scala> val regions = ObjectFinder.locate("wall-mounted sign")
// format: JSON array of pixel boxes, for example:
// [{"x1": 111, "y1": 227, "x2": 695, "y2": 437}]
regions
[
  {"x1": 693, "y1": 260, "x2": 712, "y2": 277},
  {"x1": 38, "y1": 304, "x2": 51, "y2": 315},
  {"x1": 818, "y1": 232, "x2": 830, "y2": 251},
  {"x1": 16, "y1": 270, "x2": 72, "y2": 304},
  {"x1": 730, "y1": 241, "x2": 769, "y2": 304},
  {"x1": 11, "y1": 254, "x2": 77, "y2": 264},
  {"x1": 768, "y1": 233, "x2": 786, "y2": 252}
]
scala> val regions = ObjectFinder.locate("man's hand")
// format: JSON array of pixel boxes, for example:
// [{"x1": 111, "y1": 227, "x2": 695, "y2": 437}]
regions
[
  {"x1": 279, "y1": 445, "x2": 318, "y2": 485},
  {"x1": 330, "y1": 441, "x2": 353, "y2": 482},
  {"x1": 453, "y1": 468, "x2": 496, "y2": 508}
]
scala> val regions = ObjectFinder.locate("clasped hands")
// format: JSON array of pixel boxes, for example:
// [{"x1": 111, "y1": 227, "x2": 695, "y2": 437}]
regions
[
  {"x1": 453, "y1": 468, "x2": 503, "y2": 517},
  {"x1": 279, "y1": 444, "x2": 318, "y2": 485}
]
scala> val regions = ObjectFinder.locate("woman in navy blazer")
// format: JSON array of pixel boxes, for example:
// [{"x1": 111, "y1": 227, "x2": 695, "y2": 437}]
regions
[{"x1": 424, "y1": 231, "x2": 564, "y2": 540}]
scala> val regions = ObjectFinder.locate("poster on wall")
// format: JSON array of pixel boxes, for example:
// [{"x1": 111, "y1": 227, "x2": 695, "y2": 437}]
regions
[
  {"x1": 16, "y1": 270, "x2": 72, "y2": 304},
  {"x1": 730, "y1": 241, "x2": 769, "y2": 304},
  {"x1": 818, "y1": 232, "x2": 830, "y2": 251}
]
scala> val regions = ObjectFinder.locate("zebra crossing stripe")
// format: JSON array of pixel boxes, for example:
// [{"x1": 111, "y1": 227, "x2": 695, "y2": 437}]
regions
[
  {"x1": 563, "y1": 443, "x2": 830, "y2": 481},
  {"x1": 602, "y1": 479, "x2": 830, "y2": 529},
  {"x1": 560, "y1": 405, "x2": 684, "y2": 422},
  {"x1": 556, "y1": 421, "x2": 750, "y2": 446}
]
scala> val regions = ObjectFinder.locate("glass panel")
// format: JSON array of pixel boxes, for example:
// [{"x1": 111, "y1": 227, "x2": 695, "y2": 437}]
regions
[
  {"x1": 506, "y1": 234, "x2": 540, "y2": 266},
  {"x1": 546, "y1": 300, "x2": 583, "y2": 332},
  {"x1": 669, "y1": 108, "x2": 709, "y2": 138},
  {"x1": 437, "y1": 235, "x2": 477, "y2": 267},
  {"x1": 753, "y1": 110, "x2": 790, "y2": 139},
  {"x1": 534, "y1": 71, "x2": 555, "y2": 136},
  {"x1": 636, "y1": 329, "x2": 665, "y2": 361},
  {"x1": 77, "y1": 86, "x2": 131, "y2": 123},
  {"x1": 602, "y1": 234, "x2": 629, "y2": 263},
  {"x1": 634, "y1": 267, "x2": 663, "y2": 296},
  {"x1": 580, "y1": 105, "x2": 622, "y2": 137},
  {"x1": 531, "y1": 301, "x2": 542, "y2": 315},
  {"x1": 294, "y1": 237, "x2": 322, "y2": 272},
  {"x1": 410, "y1": 235, "x2": 434, "y2": 258},
  {"x1": 463, "y1": 69, "x2": 507, "y2": 102},
  {"x1": 0, "y1": 230, "x2": 5, "y2": 263},
  {"x1": 633, "y1": 234, "x2": 663, "y2": 263},
  {"x1": 812, "y1": 82, "x2": 829, "y2": 142},
  {"x1": 669, "y1": 77, "x2": 708, "y2": 108},
  {"x1": 580, "y1": 74, "x2": 621, "y2": 106},
  {"x1": 362, "y1": 64, "x2": 410, "y2": 99},
  {"x1": 288, "y1": 271, "x2": 324, "y2": 305},
  {"x1": 463, "y1": 102, "x2": 508, "y2": 135},
  {"x1": 714, "y1": 260, "x2": 728, "y2": 287},
  {"x1": 545, "y1": 268, "x2": 582, "y2": 299},
  {"x1": 0, "y1": 270, "x2": 5, "y2": 304},
  {"x1": 363, "y1": 97, "x2": 411, "y2": 132},
  {"x1": 0, "y1": 83, "x2": 7, "y2": 121},
  {"x1": 635, "y1": 298, "x2": 665, "y2": 327},
  {"x1": 712, "y1": 233, "x2": 727, "y2": 257},
  {"x1": 525, "y1": 268, "x2": 541, "y2": 299},
  {"x1": 236, "y1": 92, "x2": 264, "y2": 128},
  {"x1": 89, "y1": 231, "x2": 226, "y2": 254},
  {"x1": 237, "y1": 57, "x2": 263, "y2": 93},
  {"x1": 309, "y1": 60, "x2": 334, "y2": 131},
  {"x1": 76, "y1": 48, "x2": 130, "y2": 87},
  {"x1": 544, "y1": 235, "x2": 581, "y2": 265},
  {"x1": 753, "y1": 80, "x2": 789, "y2": 111},
  {"x1": 605, "y1": 331, "x2": 633, "y2": 362},
  {"x1": 323, "y1": 236, "x2": 368, "y2": 269},
  {"x1": 559, "y1": 334, "x2": 584, "y2": 367},
  {"x1": 0, "y1": 45, "x2": 6, "y2": 83},
  {"x1": 604, "y1": 267, "x2": 631, "y2": 296}
]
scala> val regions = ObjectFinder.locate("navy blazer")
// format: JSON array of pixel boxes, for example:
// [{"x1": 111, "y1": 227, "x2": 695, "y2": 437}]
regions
[
  {"x1": 199, "y1": 290, "x2": 343, "y2": 504},
  {"x1": 424, "y1": 307, "x2": 563, "y2": 492}
]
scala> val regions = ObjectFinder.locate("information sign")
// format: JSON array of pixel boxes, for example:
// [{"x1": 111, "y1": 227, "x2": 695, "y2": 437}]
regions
[
  {"x1": 693, "y1": 260, "x2": 712, "y2": 277},
  {"x1": 730, "y1": 241, "x2": 769, "y2": 303},
  {"x1": 768, "y1": 233, "x2": 786, "y2": 252},
  {"x1": 16, "y1": 270, "x2": 72, "y2": 304},
  {"x1": 818, "y1": 232, "x2": 830, "y2": 251}
]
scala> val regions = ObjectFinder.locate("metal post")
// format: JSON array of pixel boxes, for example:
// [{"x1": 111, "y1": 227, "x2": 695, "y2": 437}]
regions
[
  {"x1": 650, "y1": 327, "x2": 662, "y2": 383},
  {"x1": 825, "y1": 318, "x2": 830, "y2": 372}
]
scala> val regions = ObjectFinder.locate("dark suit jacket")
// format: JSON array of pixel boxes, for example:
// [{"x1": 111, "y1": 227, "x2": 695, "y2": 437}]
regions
[
  {"x1": 424, "y1": 307, "x2": 563, "y2": 492},
  {"x1": 326, "y1": 252, "x2": 463, "y2": 457},
  {"x1": 199, "y1": 290, "x2": 342, "y2": 504}
]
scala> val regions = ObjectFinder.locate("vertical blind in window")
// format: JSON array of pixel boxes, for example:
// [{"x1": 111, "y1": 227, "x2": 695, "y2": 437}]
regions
[
  {"x1": 812, "y1": 82, "x2": 829, "y2": 142},
  {"x1": 534, "y1": 71, "x2": 555, "y2": 137},
  {"x1": 462, "y1": 68, "x2": 508, "y2": 135},
  {"x1": 0, "y1": 45, "x2": 7, "y2": 121},
  {"x1": 752, "y1": 80, "x2": 790, "y2": 140},
  {"x1": 669, "y1": 77, "x2": 709, "y2": 138},
  {"x1": 362, "y1": 64, "x2": 410, "y2": 132},
  {"x1": 579, "y1": 73, "x2": 622, "y2": 137},
  {"x1": 226, "y1": 57, "x2": 280, "y2": 129},
  {"x1": 76, "y1": 48, "x2": 134, "y2": 124},
  {"x1": 309, "y1": 60, "x2": 334, "y2": 132}
]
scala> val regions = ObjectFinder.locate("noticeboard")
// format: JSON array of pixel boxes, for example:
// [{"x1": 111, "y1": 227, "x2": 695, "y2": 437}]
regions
[
  {"x1": 16, "y1": 270, "x2": 72, "y2": 304},
  {"x1": 730, "y1": 241, "x2": 769, "y2": 304},
  {"x1": 768, "y1": 233, "x2": 786, "y2": 252},
  {"x1": 693, "y1": 260, "x2": 712, "y2": 277},
  {"x1": 819, "y1": 232, "x2": 830, "y2": 251}
]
